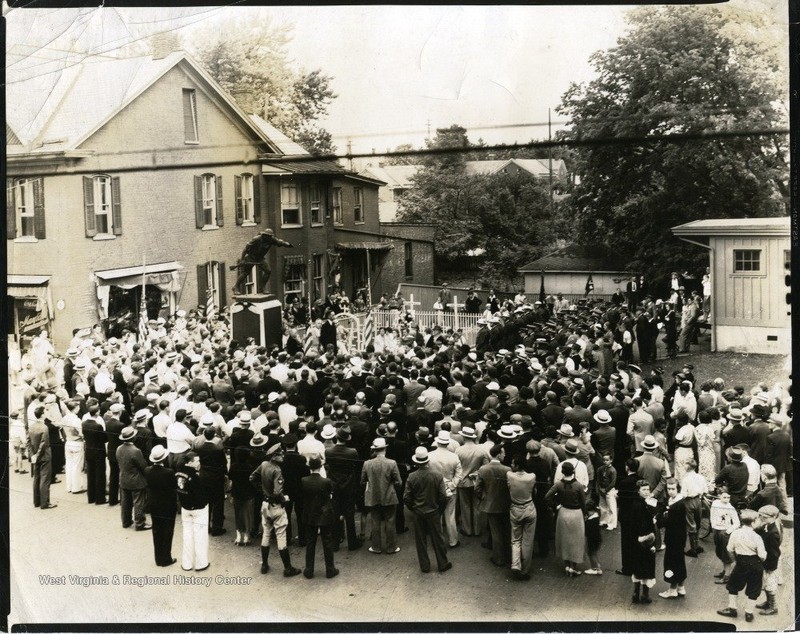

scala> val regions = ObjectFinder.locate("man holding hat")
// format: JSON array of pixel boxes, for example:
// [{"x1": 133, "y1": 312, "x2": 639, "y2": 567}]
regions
[
  {"x1": 117, "y1": 426, "x2": 150, "y2": 530},
  {"x1": 428, "y1": 431, "x2": 463, "y2": 548},
  {"x1": 249, "y1": 443, "x2": 302, "y2": 577},
  {"x1": 361, "y1": 437, "x2": 403, "y2": 554},
  {"x1": 145, "y1": 445, "x2": 178, "y2": 566},
  {"x1": 456, "y1": 427, "x2": 489, "y2": 537},
  {"x1": 404, "y1": 447, "x2": 452, "y2": 573}
]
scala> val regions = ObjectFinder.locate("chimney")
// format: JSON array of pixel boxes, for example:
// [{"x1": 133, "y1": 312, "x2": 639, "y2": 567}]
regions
[
  {"x1": 231, "y1": 89, "x2": 258, "y2": 115},
  {"x1": 150, "y1": 32, "x2": 182, "y2": 60}
]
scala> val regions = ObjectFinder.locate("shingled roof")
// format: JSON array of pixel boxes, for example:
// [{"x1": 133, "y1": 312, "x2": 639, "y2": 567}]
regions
[{"x1": 518, "y1": 244, "x2": 627, "y2": 273}]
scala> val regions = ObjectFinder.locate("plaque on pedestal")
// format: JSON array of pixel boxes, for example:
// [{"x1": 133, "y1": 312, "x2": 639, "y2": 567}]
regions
[{"x1": 230, "y1": 293, "x2": 283, "y2": 348}]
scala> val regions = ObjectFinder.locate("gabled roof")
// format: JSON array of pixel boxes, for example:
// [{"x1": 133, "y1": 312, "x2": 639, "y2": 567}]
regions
[
  {"x1": 359, "y1": 165, "x2": 418, "y2": 188},
  {"x1": 249, "y1": 114, "x2": 310, "y2": 156},
  {"x1": 6, "y1": 51, "x2": 281, "y2": 154},
  {"x1": 7, "y1": 124, "x2": 22, "y2": 145},
  {"x1": 672, "y1": 217, "x2": 789, "y2": 237},
  {"x1": 519, "y1": 244, "x2": 627, "y2": 273}
]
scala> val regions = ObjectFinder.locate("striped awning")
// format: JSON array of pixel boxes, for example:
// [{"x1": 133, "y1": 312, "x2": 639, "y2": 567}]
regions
[
  {"x1": 7, "y1": 275, "x2": 53, "y2": 318},
  {"x1": 335, "y1": 242, "x2": 393, "y2": 252}
]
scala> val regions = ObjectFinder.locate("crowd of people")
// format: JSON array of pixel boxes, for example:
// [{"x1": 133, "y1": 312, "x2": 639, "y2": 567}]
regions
[{"x1": 9, "y1": 287, "x2": 791, "y2": 621}]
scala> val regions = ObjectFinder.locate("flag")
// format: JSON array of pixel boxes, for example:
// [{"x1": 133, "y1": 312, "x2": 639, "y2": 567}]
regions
[
  {"x1": 303, "y1": 326, "x2": 314, "y2": 356},
  {"x1": 538, "y1": 271, "x2": 546, "y2": 304},
  {"x1": 138, "y1": 292, "x2": 149, "y2": 345},
  {"x1": 205, "y1": 286, "x2": 215, "y2": 319},
  {"x1": 585, "y1": 274, "x2": 594, "y2": 296},
  {"x1": 363, "y1": 311, "x2": 374, "y2": 349}
]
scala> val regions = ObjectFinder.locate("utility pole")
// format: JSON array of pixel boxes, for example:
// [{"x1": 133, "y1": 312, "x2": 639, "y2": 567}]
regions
[
  {"x1": 426, "y1": 119, "x2": 431, "y2": 140},
  {"x1": 548, "y1": 108, "x2": 554, "y2": 219}
]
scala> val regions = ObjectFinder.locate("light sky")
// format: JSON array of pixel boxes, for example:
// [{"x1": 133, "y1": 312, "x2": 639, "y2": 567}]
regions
[{"x1": 5, "y1": 2, "x2": 788, "y2": 155}]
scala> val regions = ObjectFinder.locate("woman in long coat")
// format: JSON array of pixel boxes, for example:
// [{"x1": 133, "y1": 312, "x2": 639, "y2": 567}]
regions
[
  {"x1": 545, "y1": 461, "x2": 586, "y2": 576},
  {"x1": 658, "y1": 479, "x2": 687, "y2": 599},
  {"x1": 628, "y1": 479, "x2": 657, "y2": 604}
]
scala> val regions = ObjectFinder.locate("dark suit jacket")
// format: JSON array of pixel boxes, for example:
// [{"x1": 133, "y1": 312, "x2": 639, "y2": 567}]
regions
[
  {"x1": 747, "y1": 421, "x2": 771, "y2": 465},
  {"x1": 105, "y1": 418, "x2": 125, "y2": 463},
  {"x1": 83, "y1": 419, "x2": 108, "y2": 459},
  {"x1": 766, "y1": 429, "x2": 791, "y2": 473},
  {"x1": 301, "y1": 473, "x2": 335, "y2": 526},
  {"x1": 27, "y1": 421, "x2": 52, "y2": 462},
  {"x1": 325, "y1": 444, "x2": 360, "y2": 496},
  {"x1": 475, "y1": 460, "x2": 511, "y2": 513},
  {"x1": 197, "y1": 440, "x2": 228, "y2": 479},
  {"x1": 117, "y1": 442, "x2": 148, "y2": 490},
  {"x1": 281, "y1": 451, "x2": 311, "y2": 503},
  {"x1": 320, "y1": 321, "x2": 337, "y2": 350},
  {"x1": 145, "y1": 464, "x2": 178, "y2": 517}
]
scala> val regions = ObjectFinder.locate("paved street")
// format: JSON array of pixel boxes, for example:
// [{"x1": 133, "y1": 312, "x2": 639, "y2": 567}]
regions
[{"x1": 8, "y1": 469, "x2": 794, "y2": 629}]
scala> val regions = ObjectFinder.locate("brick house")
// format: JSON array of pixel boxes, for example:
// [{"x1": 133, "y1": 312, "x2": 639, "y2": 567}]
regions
[{"x1": 6, "y1": 50, "x2": 432, "y2": 350}]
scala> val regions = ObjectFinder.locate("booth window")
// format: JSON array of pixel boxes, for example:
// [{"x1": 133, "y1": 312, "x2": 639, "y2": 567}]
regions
[
  {"x1": 83, "y1": 175, "x2": 122, "y2": 238},
  {"x1": 733, "y1": 249, "x2": 761, "y2": 273}
]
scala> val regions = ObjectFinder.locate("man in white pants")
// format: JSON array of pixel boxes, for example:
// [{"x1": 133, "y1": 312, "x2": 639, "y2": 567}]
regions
[
  {"x1": 176, "y1": 452, "x2": 209, "y2": 571},
  {"x1": 61, "y1": 401, "x2": 86, "y2": 493},
  {"x1": 428, "y1": 431, "x2": 463, "y2": 548}
]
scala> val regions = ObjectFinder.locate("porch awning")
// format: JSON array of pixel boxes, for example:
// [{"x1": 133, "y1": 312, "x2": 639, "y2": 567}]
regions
[
  {"x1": 7, "y1": 275, "x2": 53, "y2": 318},
  {"x1": 335, "y1": 242, "x2": 393, "y2": 252},
  {"x1": 95, "y1": 261, "x2": 183, "y2": 289},
  {"x1": 8, "y1": 275, "x2": 51, "y2": 286}
]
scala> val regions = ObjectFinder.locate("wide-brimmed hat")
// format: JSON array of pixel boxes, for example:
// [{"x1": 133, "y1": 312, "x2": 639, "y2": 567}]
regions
[
  {"x1": 412, "y1": 447, "x2": 429, "y2": 464},
  {"x1": 321, "y1": 424, "x2": 336, "y2": 440},
  {"x1": 371, "y1": 437, "x2": 387, "y2": 450},
  {"x1": 378, "y1": 403, "x2": 392, "y2": 416},
  {"x1": 460, "y1": 426, "x2": 476, "y2": 439},
  {"x1": 727, "y1": 408, "x2": 743, "y2": 422},
  {"x1": 641, "y1": 434, "x2": 658, "y2": 450},
  {"x1": 564, "y1": 438, "x2": 580, "y2": 455},
  {"x1": 149, "y1": 445, "x2": 170, "y2": 463},
  {"x1": 629, "y1": 364, "x2": 642, "y2": 374},
  {"x1": 726, "y1": 447, "x2": 743, "y2": 462},
  {"x1": 497, "y1": 425, "x2": 517, "y2": 440},
  {"x1": 133, "y1": 409, "x2": 152, "y2": 423},
  {"x1": 281, "y1": 433, "x2": 298, "y2": 446},
  {"x1": 557, "y1": 424, "x2": 575, "y2": 438},
  {"x1": 594, "y1": 410, "x2": 612, "y2": 425},
  {"x1": 336, "y1": 427, "x2": 351, "y2": 442},
  {"x1": 120, "y1": 427, "x2": 137, "y2": 441}
]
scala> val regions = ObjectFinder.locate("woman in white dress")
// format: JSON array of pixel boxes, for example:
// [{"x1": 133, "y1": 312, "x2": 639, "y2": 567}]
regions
[
  {"x1": 672, "y1": 413, "x2": 696, "y2": 483},
  {"x1": 694, "y1": 410, "x2": 717, "y2": 492}
]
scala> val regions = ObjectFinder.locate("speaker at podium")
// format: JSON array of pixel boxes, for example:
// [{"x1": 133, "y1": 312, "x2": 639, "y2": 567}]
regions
[{"x1": 230, "y1": 294, "x2": 283, "y2": 348}]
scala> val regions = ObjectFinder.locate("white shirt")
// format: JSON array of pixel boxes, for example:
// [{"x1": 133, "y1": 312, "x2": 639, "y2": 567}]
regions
[
  {"x1": 277, "y1": 403, "x2": 298, "y2": 433},
  {"x1": 680, "y1": 471, "x2": 708, "y2": 498},
  {"x1": 166, "y1": 421, "x2": 194, "y2": 454},
  {"x1": 743, "y1": 455, "x2": 761, "y2": 493},
  {"x1": 554, "y1": 458, "x2": 589, "y2": 491},
  {"x1": 153, "y1": 412, "x2": 172, "y2": 439}
]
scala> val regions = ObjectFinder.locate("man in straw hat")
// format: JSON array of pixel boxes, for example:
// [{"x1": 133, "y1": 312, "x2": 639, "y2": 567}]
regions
[
  {"x1": 455, "y1": 426, "x2": 489, "y2": 537},
  {"x1": 428, "y1": 430, "x2": 463, "y2": 548},
  {"x1": 117, "y1": 426, "x2": 150, "y2": 531},
  {"x1": 404, "y1": 447, "x2": 452, "y2": 574},
  {"x1": 145, "y1": 445, "x2": 178, "y2": 567},
  {"x1": 361, "y1": 437, "x2": 403, "y2": 554}
]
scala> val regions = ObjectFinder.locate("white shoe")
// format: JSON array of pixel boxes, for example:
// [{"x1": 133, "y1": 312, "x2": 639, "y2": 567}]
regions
[
  {"x1": 659, "y1": 590, "x2": 678, "y2": 599},
  {"x1": 584, "y1": 568, "x2": 602, "y2": 575}
]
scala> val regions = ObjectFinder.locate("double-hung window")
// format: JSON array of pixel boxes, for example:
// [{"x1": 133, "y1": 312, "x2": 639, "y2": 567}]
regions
[
  {"x1": 353, "y1": 187, "x2": 364, "y2": 223},
  {"x1": 14, "y1": 179, "x2": 35, "y2": 237},
  {"x1": 332, "y1": 187, "x2": 343, "y2": 225},
  {"x1": 194, "y1": 174, "x2": 223, "y2": 229},
  {"x1": 83, "y1": 175, "x2": 121, "y2": 238},
  {"x1": 281, "y1": 181, "x2": 302, "y2": 227},
  {"x1": 235, "y1": 173, "x2": 259, "y2": 225},
  {"x1": 310, "y1": 183, "x2": 323, "y2": 225}
]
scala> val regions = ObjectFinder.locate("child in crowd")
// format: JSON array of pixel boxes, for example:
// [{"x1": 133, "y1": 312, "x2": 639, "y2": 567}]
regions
[
  {"x1": 595, "y1": 453, "x2": 617, "y2": 531},
  {"x1": 711, "y1": 487, "x2": 740, "y2": 583},
  {"x1": 584, "y1": 498, "x2": 602, "y2": 575},
  {"x1": 754, "y1": 505, "x2": 781, "y2": 616},
  {"x1": 716, "y1": 509, "x2": 766, "y2": 623}
]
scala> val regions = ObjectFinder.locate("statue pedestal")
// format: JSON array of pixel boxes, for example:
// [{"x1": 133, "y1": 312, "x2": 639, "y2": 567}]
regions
[{"x1": 230, "y1": 294, "x2": 283, "y2": 348}]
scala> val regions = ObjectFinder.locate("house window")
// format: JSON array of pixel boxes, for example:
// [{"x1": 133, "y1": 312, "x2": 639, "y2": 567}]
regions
[
  {"x1": 404, "y1": 242, "x2": 413, "y2": 279},
  {"x1": 353, "y1": 187, "x2": 364, "y2": 223},
  {"x1": 236, "y1": 174, "x2": 254, "y2": 224},
  {"x1": 332, "y1": 187, "x2": 343, "y2": 225},
  {"x1": 207, "y1": 261, "x2": 221, "y2": 308},
  {"x1": 13, "y1": 178, "x2": 35, "y2": 237},
  {"x1": 183, "y1": 88, "x2": 199, "y2": 143},
  {"x1": 392, "y1": 188, "x2": 407, "y2": 202},
  {"x1": 82, "y1": 175, "x2": 121, "y2": 238},
  {"x1": 281, "y1": 181, "x2": 301, "y2": 227},
  {"x1": 312, "y1": 254, "x2": 325, "y2": 301},
  {"x1": 284, "y1": 256, "x2": 306, "y2": 297},
  {"x1": 193, "y1": 173, "x2": 224, "y2": 229},
  {"x1": 310, "y1": 183, "x2": 323, "y2": 225},
  {"x1": 733, "y1": 249, "x2": 761, "y2": 273},
  {"x1": 94, "y1": 176, "x2": 113, "y2": 234}
]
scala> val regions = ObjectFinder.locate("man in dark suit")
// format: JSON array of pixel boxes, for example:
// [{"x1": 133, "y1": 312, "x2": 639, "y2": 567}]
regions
[
  {"x1": 475, "y1": 444, "x2": 512, "y2": 566},
  {"x1": 747, "y1": 414, "x2": 771, "y2": 465},
  {"x1": 325, "y1": 428, "x2": 362, "y2": 551},
  {"x1": 361, "y1": 437, "x2": 403, "y2": 554},
  {"x1": 301, "y1": 456, "x2": 339, "y2": 579},
  {"x1": 116, "y1": 427, "x2": 150, "y2": 530},
  {"x1": 145, "y1": 445, "x2": 178, "y2": 566},
  {"x1": 615, "y1": 458, "x2": 640, "y2": 576},
  {"x1": 766, "y1": 420, "x2": 792, "y2": 497},
  {"x1": 83, "y1": 409, "x2": 108, "y2": 505},
  {"x1": 281, "y1": 433, "x2": 311, "y2": 546},
  {"x1": 27, "y1": 407, "x2": 56, "y2": 509},
  {"x1": 319, "y1": 311, "x2": 337, "y2": 351},
  {"x1": 197, "y1": 427, "x2": 228, "y2": 536},
  {"x1": 105, "y1": 405, "x2": 126, "y2": 506}
]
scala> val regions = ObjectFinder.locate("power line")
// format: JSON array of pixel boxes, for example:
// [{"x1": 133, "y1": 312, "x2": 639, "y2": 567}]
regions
[{"x1": 7, "y1": 127, "x2": 789, "y2": 179}]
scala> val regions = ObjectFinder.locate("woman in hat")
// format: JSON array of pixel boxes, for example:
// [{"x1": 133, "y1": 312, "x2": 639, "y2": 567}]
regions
[
  {"x1": 545, "y1": 461, "x2": 586, "y2": 576},
  {"x1": 657, "y1": 479, "x2": 687, "y2": 599},
  {"x1": 629, "y1": 480, "x2": 658, "y2": 604},
  {"x1": 672, "y1": 412, "x2": 696, "y2": 483}
]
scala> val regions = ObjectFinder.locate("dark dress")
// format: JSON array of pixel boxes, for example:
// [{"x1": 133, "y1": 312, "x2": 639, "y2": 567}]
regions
[
  {"x1": 629, "y1": 496, "x2": 657, "y2": 581},
  {"x1": 659, "y1": 497, "x2": 687, "y2": 585}
]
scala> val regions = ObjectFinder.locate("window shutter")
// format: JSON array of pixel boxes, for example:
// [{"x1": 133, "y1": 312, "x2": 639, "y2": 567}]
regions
[
  {"x1": 234, "y1": 175, "x2": 243, "y2": 225},
  {"x1": 215, "y1": 175, "x2": 224, "y2": 227},
  {"x1": 218, "y1": 263, "x2": 227, "y2": 306},
  {"x1": 194, "y1": 175, "x2": 204, "y2": 228},
  {"x1": 265, "y1": 178, "x2": 280, "y2": 227},
  {"x1": 83, "y1": 176, "x2": 97, "y2": 237},
  {"x1": 197, "y1": 264, "x2": 208, "y2": 308},
  {"x1": 253, "y1": 175, "x2": 262, "y2": 224},
  {"x1": 33, "y1": 178, "x2": 46, "y2": 239},
  {"x1": 7, "y1": 179, "x2": 16, "y2": 240},
  {"x1": 110, "y1": 176, "x2": 122, "y2": 236}
]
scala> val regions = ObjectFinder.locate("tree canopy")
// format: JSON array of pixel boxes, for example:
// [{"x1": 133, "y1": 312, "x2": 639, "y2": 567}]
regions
[
  {"x1": 189, "y1": 18, "x2": 337, "y2": 155},
  {"x1": 398, "y1": 126, "x2": 559, "y2": 288},
  {"x1": 557, "y1": 5, "x2": 788, "y2": 290}
]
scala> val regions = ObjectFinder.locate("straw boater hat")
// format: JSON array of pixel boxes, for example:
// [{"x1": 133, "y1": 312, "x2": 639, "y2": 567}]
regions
[
  {"x1": 460, "y1": 426, "x2": 476, "y2": 439},
  {"x1": 641, "y1": 434, "x2": 658, "y2": 451},
  {"x1": 557, "y1": 424, "x2": 575, "y2": 438},
  {"x1": 497, "y1": 425, "x2": 517, "y2": 440},
  {"x1": 321, "y1": 424, "x2": 337, "y2": 440},
  {"x1": 564, "y1": 439, "x2": 580, "y2": 455},
  {"x1": 435, "y1": 431, "x2": 452, "y2": 446},
  {"x1": 371, "y1": 437, "x2": 387, "y2": 451},
  {"x1": 593, "y1": 410, "x2": 612, "y2": 425},
  {"x1": 149, "y1": 445, "x2": 170, "y2": 463},
  {"x1": 119, "y1": 427, "x2": 137, "y2": 442}
]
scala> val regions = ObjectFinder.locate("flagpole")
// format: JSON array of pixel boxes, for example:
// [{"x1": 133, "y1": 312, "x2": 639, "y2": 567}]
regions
[{"x1": 141, "y1": 253, "x2": 146, "y2": 316}]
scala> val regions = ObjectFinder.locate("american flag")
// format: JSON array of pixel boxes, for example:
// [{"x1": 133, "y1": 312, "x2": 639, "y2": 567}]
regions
[
  {"x1": 363, "y1": 311, "x2": 374, "y2": 349},
  {"x1": 138, "y1": 292, "x2": 149, "y2": 345},
  {"x1": 205, "y1": 286, "x2": 215, "y2": 319},
  {"x1": 303, "y1": 326, "x2": 314, "y2": 356}
]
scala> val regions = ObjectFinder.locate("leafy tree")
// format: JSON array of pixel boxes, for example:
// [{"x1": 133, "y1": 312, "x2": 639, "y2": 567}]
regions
[
  {"x1": 382, "y1": 144, "x2": 419, "y2": 166},
  {"x1": 557, "y1": 5, "x2": 788, "y2": 291},
  {"x1": 189, "y1": 18, "x2": 337, "y2": 155}
]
